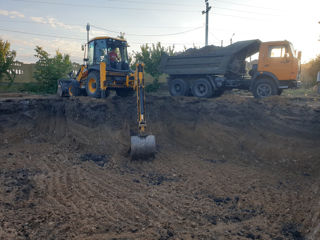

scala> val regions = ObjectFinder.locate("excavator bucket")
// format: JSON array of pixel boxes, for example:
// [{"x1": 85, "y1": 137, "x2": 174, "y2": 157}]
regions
[
  {"x1": 130, "y1": 135, "x2": 156, "y2": 160},
  {"x1": 130, "y1": 63, "x2": 156, "y2": 159}
]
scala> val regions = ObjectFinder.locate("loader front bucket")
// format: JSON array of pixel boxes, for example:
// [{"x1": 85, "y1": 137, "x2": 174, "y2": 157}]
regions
[{"x1": 130, "y1": 135, "x2": 156, "y2": 159}]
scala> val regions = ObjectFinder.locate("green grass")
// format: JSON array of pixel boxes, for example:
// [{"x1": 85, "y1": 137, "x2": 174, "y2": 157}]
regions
[{"x1": 283, "y1": 86, "x2": 319, "y2": 98}]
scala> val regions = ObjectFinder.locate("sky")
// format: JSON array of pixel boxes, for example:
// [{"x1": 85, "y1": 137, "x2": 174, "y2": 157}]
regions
[{"x1": 0, "y1": 0, "x2": 320, "y2": 64}]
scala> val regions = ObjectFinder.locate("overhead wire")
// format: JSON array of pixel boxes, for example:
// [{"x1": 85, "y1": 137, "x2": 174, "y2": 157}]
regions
[
  {"x1": 90, "y1": 24, "x2": 204, "y2": 37},
  {"x1": 10, "y1": 0, "x2": 281, "y2": 17},
  {"x1": 0, "y1": 27, "x2": 203, "y2": 46},
  {"x1": 10, "y1": 0, "x2": 199, "y2": 13}
]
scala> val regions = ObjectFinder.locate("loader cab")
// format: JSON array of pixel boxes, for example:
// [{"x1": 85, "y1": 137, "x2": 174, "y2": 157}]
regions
[{"x1": 87, "y1": 37, "x2": 130, "y2": 71}]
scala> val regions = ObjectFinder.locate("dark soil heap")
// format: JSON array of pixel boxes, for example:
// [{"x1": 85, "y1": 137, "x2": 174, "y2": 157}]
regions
[{"x1": 176, "y1": 45, "x2": 221, "y2": 57}]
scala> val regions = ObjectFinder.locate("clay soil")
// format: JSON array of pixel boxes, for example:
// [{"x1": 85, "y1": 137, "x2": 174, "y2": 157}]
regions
[{"x1": 0, "y1": 93, "x2": 320, "y2": 240}]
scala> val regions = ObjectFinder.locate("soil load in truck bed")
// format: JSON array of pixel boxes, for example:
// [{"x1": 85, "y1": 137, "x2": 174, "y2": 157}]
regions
[
  {"x1": 160, "y1": 39, "x2": 261, "y2": 76},
  {"x1": 0, "y1": 94, "x2": 320, "y2": 239}
]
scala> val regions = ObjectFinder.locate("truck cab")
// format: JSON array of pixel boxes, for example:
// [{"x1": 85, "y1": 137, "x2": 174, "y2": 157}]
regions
[{"x1": 251, "y1": 41, "x2": 301, "y2": 97}]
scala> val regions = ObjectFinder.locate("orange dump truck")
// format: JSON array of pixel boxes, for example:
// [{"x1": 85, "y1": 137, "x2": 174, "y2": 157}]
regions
[{"x1": 160, "y1": 39, "x2": 301, "y2": 98}]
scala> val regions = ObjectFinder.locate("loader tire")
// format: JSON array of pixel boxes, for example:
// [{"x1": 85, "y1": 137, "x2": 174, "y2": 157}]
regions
[
  {"x1": 191, "y1": 78, "x2": 213, "y2": 98},
  {"x1": 57, "y1": 83, "x2": 63, "y2": 97},
  {"x1": 116, "y1": 88, "x2": 135, "y2": 97},
  {"x1": 68, "y1": 81, "x2": 80, "y2": 97},
  {"x1": 168, "y1": 78, "x2": 189, "y2": 96},
  {"x1": 252, "y1": 78, "x2": 277, "y2": 98},
  {"x1": 86, "y1": 71, "x2": 101, "y2": 98}
]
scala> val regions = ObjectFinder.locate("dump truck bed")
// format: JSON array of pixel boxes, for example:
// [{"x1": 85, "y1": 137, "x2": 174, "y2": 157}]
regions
[{"x1": 160, "y1": 39, "x2": 261, "y2": 76}]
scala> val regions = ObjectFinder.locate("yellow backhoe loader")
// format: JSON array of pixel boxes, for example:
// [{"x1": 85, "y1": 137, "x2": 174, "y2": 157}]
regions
[{"x1": 57, "y1": 35, "x2": 156, "y2": 159}]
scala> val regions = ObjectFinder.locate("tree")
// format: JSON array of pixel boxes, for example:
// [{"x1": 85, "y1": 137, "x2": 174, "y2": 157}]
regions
[
  {"x1": 302, "y1": 55, "x2": 320, "y2": 88},
  {"x1": 0, "y1": 39, "x2": 16, "y2": 85},
  {"x1": 132, "y1": 42, "x2": 174, "y2": 92},
  {"x1": 33, "y1": 46, "x2": 72, "y2": 93}
]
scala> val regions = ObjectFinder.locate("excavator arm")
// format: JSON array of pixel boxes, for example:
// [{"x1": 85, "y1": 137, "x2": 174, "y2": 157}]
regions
[{"x1": 130, "y1": 63, "x2": 156, "y2": 159}]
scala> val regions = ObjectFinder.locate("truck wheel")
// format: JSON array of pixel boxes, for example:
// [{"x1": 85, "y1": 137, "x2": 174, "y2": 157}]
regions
[
  {"x1": 86, "y1": 71, "x2": 101, "y2": 98},
  {"x1": 116, "y1": 88, "x2": 135, "y2": 97},
  {"x1": 252, "y1": 78, "x2": 277, "y2": 98},
  {"x1": 169, "y1": 79, "x2": 189, "y2": 96},
  {"x1": 191, "y1": 78, "x2": 213, "y2": 98}
]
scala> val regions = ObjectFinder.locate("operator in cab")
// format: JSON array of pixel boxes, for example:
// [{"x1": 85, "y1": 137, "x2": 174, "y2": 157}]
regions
[{"x1": 109, "y1": 47, "x2": 119, "y2": 68}]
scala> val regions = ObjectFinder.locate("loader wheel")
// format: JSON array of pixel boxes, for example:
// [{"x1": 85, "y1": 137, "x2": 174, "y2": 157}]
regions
[
  {"x1": 101, "y1": 89, "x2": 110, "y2": 98},
  {"x1": 169, "y1": 78, "x2": 189, "y2": 96},
  {"x1": 191, "y1": 78, "x2": 213, "y2": 98},
  {"x1": 252, "y1": 78, "x2": 277, "y2": 98},
  {"x1": 57, "y1": 83, "x2": 63, "y2": 97},
  {"x1": 116, "y1": 88, "x2": 135, "y2": 97},
  {"x1": 68, "y1": 82, "x2": 80, "y2": 97},
  {"x1": 86, "y1": 71, "x2": 101, "y2": 98}
]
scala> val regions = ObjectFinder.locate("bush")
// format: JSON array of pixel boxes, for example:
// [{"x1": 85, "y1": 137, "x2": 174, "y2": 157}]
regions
[
  {"x1": 0, "y1": 39, "x2": 16, "y2": 86},
  {"x1": 33, "y1": 46, "x2": 72, "y2": 93},
  {"x1": 145, "y1": 79, "x2": 160, "y2": 92},
  {"x1": 132, "y1": 42, "x2": 174, "y2": 92}
]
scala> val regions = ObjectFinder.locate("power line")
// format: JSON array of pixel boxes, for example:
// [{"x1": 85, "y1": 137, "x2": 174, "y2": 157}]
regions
[
  {"x1": 214, "y1": 6, "x2": 280, "y2": 17},
  {"x1": 0, "y1": 26, "x2": 204, "y2": 47},
  {"x1": 215, "y1": 0, "x2": 280, "y2": 11},
  {"x1": 0, "y1": 27, "x2": 84, "y2": 40},
  {"x1": 10, "y1": 0, "x2": 281, "y2": 16},
  {"x1": 11, "y1": 0, "x2": 199, "y2": 13},
  {"x1": 91, "y1": 24, "x2": 204, "y2": 37},
  {"x1": 105, "y1": 0, "x2": 198, "y2": 8},
  {"x1": 0, "y1": 19, "x2": 203, "y2": 30}
]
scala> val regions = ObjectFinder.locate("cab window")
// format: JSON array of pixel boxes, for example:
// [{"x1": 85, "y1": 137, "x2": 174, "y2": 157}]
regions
[
  {"x1": 268, "y1": 46, "x2": 287, "y2": 58},
  {"x1": 94, "y1": 39, "x2": 107, "y2": 64},
  {"x1": 88, "y1": 41, "x2": 94, "y2": 65}
]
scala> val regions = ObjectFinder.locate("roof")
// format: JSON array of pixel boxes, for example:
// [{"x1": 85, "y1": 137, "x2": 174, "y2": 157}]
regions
[{"x1": 89, "y1": 36, "x2": 127, "y2": 42}]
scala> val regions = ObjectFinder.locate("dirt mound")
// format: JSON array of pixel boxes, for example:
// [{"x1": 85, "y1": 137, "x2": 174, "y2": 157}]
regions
[
  {"x1": 176, "y1": 45, "x2": 221, "y2": 57},
  {"x1": 0, "y1": 94, "x2": 320, "y2": 239}
]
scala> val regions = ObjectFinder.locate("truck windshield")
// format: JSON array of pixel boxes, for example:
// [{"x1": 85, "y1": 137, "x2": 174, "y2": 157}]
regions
[{"x1": 289, "y1": 43, "x2": 296, "y2": 58}]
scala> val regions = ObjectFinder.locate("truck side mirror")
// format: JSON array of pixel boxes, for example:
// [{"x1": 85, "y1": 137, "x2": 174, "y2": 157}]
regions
[{"x1": 298, "y1": 51, "x2": 301, "y2": 60}]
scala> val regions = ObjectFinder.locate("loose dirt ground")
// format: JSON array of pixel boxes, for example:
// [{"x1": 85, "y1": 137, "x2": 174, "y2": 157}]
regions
[{"x1": 0, "y1": 93, "x2": 320, "y2": 240}]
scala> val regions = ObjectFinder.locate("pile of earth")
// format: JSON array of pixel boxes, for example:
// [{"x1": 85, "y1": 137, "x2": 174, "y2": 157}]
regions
[
  {"x1": 176, "y1": 45, "x2": 221, "y2": 57},
  {"x1": 0, "y1": 93, "x2": 320, "y2": 239}
]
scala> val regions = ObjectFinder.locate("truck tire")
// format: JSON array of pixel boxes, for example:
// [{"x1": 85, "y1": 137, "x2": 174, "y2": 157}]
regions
[
  {"x1": 252, "y1": 78, "x2": 277, "y2": 98},
  {"x1": 86, "y1": 71, "x2": 101, "y2": 98},
  {"x1": 168, "y1": 78, "x2": 189, "y2": 96},
  {"x1": 116, "y1": 88, "x2": 135, "y2": 97},
  {"x1": 191, "y1": 78, "x2": 213, "y2": 98}
]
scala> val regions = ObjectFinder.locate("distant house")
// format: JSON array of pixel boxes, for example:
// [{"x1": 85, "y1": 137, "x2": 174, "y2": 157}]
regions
[{"x1": 5, "y1": 61, "x2": 36, "y2": 83}]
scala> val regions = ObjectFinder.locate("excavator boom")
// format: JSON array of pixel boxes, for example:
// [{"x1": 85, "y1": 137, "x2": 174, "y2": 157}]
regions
[{"x1": 130, "y1": 63, "x2": 156, "y2": 159}]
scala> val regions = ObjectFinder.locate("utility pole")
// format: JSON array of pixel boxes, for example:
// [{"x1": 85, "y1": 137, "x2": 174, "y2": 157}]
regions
[
  {"x1": 202, "y1": 0, "x2": 211, "y2": 46},
  {"x1": 230, "y1": 33, "x2": 235, "y2": 45}
]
